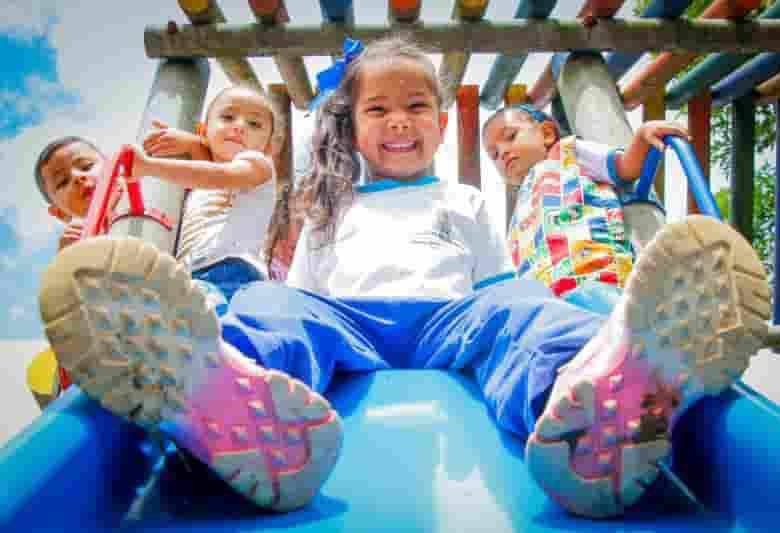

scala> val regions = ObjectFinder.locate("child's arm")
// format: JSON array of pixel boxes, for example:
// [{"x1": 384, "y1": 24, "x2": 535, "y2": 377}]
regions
[
  {"x1": 128, "y1": 145, "x2": 274, "y2": 191},
  {"x1": 613, "y1": 121, "x2": 691, "y2": 182},
  {"x1": 142, "y1": 120, "x2": 211, "y2": 161}
]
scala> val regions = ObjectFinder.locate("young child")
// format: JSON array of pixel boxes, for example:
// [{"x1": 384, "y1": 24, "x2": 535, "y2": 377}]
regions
[
  {"x1": 129, "y1": 85, "x2": 279, "y2": 308},
  {"x1": 38, "y1": 36, "x2": 770, "y2": 519},
  {"x1": 34, "y1": 135, "x2": 111, "y2": 250},
  {"x1": 483, "y1": 104, "x2": 689, "y2": 312}
]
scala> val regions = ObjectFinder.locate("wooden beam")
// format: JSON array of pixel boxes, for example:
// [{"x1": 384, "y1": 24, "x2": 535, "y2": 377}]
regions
[
  {"x1": 146, "y1": 18, "x2": 780, "y2": 58},
  {"x1": 730, "y1": 95, "x2": 754, "y2": 241},
  {"x1": 687, "y1": 92, "x2": 711, "y2": 215},
  {"x1": 439, "y1": 0, "x2": 490, "y2": 110},
  {"x1": 389, "y1": 0, "x2": 422, "y2": 24},
  {"x1": 528, "y1": 1, "x2": 626, "y2": 110},
  {"x1": 456, "y1": 85, "x2": 481, "y2": 190},
  {"x1": 621, "y1": 0, "x2": 760, "y2": 110},
  {"x1": 176, "y1": 0, "x2": 263, "y2": 90},
  {"x1": 642, "y1": 88, "x2": 666, "y2": 205},
  {"x1": 248, "y1": 1, "x2": 314, "y2": 110}
]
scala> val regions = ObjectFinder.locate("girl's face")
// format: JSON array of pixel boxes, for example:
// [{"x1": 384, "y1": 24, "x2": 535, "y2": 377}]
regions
[
  {"x1": 483, "y1": 110, "x2": 557, "y2": 186},
  {"x1": 353, "y1": 59, "x2": 447, "y2": 182},
  {"x1": 40, "y1": 141, "x2": 105, "y2": 219},
  {"x1": 205, "y1": 88, "x2": 274, "y2": 162}
]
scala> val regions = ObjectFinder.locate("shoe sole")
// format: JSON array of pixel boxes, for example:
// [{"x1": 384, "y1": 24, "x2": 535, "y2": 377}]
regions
[
  {"x1": 526, "y1": 216, "x2": 771, "y2": 518},
  {"x1": 39, "y1": 237, "x2": 342, "y2": 511}
]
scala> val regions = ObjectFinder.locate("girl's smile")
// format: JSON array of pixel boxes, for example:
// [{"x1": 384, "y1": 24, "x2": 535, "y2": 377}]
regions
[{"x1": 352, "y1": 59, "x2": 447, "y2": 182}]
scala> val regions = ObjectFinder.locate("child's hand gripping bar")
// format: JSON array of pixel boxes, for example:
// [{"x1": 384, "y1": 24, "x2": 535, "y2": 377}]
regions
[
  {"x1": 81, "y1": 146, "x2": 173, "y2": 239},
  {"x1": 636, "y1": 135, "x2": 722, "y2": 220}
]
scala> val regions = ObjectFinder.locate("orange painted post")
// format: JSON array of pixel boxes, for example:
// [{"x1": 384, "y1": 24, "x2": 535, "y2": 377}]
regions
[
  {"x1": 457, "y1": 85, "x2": 481, "y2": 190},
  {"x1": 688, "y1": 92, "x2": 712, "y2": 215},
  {"x1": 248, "y1": 0, "x2": 289, "y2": 24},
  {"x1": 389, "y1": 0, "x2": 422, "y2": 23},
  {"x1": 642, "y1": 88, "x2": 666, "y2": 205},
  {"x1": 621, "y1": 0, "x2": 760, "y2": 109}
]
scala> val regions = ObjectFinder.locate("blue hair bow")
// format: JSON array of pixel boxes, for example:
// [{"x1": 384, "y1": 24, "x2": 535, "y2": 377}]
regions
[
  {"x1": 307, "y1": 37, "x2": 365, "y2": 113},
  {"x1": 508, "y1": 103, "x2": 550, "y2": 124}
]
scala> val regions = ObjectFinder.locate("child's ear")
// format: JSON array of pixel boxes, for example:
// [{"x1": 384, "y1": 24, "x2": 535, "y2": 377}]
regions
[
  {"x1": 48, "y1": 206, "x2": 72, "y2": 223},
  {"x1": 541, "y1": 121, "x2": 558, "y2": 148},
  {"x1": 438, "y1": 112, "x2": 448, "y2": 135}
]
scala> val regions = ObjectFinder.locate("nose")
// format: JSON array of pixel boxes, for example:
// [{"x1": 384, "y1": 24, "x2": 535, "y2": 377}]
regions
[
  {"x1": 387, "y1": 110, "x2": 410, "y2": 132},
  {"x1": 498, "y1": 143, "x2": 512, "y2": 164}
]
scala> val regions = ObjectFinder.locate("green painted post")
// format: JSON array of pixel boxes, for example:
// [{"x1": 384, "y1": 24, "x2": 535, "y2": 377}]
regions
[{"x1": 730, "y1": 94, "x2": 755, "y2": 242}]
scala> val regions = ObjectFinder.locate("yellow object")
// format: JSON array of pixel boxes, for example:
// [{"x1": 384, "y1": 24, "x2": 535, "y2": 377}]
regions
[
  {"x1": 179, "y1": 0, "x2": 210, "y2": 15},
  {"x1": 504, "y1": 85, "x2": 528, "y2": 106},
  {"x1": 26, "y1": 347, "x2": 59, "y2": 396}
]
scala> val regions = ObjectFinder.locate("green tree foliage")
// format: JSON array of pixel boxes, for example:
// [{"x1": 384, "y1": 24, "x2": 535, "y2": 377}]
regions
[{"x1": 632, "y1": 0, "x2": 777, "y2": 278}]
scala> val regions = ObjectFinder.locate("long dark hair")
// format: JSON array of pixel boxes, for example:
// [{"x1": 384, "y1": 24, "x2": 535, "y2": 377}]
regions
[{"x1": 298, "y1": 34, "x2": 444, "y2": 248}]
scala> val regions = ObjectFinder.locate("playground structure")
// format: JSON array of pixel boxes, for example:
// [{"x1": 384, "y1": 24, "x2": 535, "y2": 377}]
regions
[{"x1": 3, "y1": 0, "x2": 780, "y2": 531}]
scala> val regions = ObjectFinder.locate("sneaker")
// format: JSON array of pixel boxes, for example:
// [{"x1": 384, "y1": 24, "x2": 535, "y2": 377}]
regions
[
  {"x1": 39, "y1": 236, "x2": 342, "y2": 511},
  {"x1": 526, "y1": 216, "x2": 770, "y2": 518}
]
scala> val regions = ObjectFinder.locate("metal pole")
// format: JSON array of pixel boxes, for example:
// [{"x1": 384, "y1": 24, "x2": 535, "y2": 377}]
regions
[{"x1": 730, "y1": 94, "x2": 755, "y2": 242}]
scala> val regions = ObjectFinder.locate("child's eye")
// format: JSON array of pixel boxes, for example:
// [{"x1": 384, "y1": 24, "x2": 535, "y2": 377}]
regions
[
  {"x1": 366, "y1": 106, "x2": 384, "y2": 115},
  {"x1": 409, "y1": 102, "x2": 429, "y2": 111},
  {"x1": 248, "y1": 120, "x2": 263, "y2": 128},
  {"x1": 221, "y1": 113, "x2": 235, "y2": 121},
  {"x1": 55, "y1": 175, "x2": 69, "y2": 190},
  {"x1": 78, "y1": 162, "x2": 94, "y2": 171}
]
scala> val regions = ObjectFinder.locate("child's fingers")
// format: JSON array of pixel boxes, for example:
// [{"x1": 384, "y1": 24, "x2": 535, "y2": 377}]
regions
[{"x1": 151, "y1": 119, "x2": 169, "y2": 130}]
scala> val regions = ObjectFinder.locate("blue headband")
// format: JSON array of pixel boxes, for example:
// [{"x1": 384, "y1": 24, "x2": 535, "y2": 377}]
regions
[
  {"x1": 308, "y1": 37, "x2": 365, "y2": 113},
  {"x1": 507, "y1": 103, "x2": 550, "y2": 124}
]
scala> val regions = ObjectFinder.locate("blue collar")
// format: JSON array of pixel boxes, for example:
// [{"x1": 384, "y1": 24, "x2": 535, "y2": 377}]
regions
[{"x1": 356, "y1": 175, "x2": 439, "y2": 193}]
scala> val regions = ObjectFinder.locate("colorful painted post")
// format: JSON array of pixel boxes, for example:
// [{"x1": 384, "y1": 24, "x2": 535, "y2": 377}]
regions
[
  {"x1": 730, "y1": 94, "x2": 755, "y2": 242},
  {"x1": 109, "y1": 59, "x2": 210, "y2": 256},
  {"x1": 319, "y1": 0, "x2": 354, "y2": 24},
  {"x1": 621, "y1": 0, "x2": 760, "y2": 110},
  {"x1": 479, "y1": 0, "x2": 556, "y2": 111},
  {"x1": 177, "y1": 0, "x2": 263, "y2": 91},
  {"x1": 456, "y1": 85, "x2": 481, "y2": 190},
  {"x1": 711, "y1": 53, "x2": 780, "y2": 108},
  {"x1": 666, "y1": 0, "x2": 780, "y2": 109},
  {"x1": 439, "y1": 0, "x2": 490, "y2": 110},
  {"x1": 686, "y1": 92, "x2": 711, "y2": 215},
  {"x1": 389, "y1": 0, "x2": 422, "y2": 24},
  {"x1": 249, "y1": 1, "x2": 314, "y2": 110},
  {"x1": 642, "y1": 88, "x2": 666, "y2": 205}
]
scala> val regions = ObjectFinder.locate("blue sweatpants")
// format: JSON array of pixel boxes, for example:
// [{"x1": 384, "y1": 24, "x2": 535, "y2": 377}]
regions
[
  {"x1": 191, "y1": 257, "x2": 266, "y2": 315},
  {"x1": 220, "y1": 278, "x2": 604, "y2": 436}
]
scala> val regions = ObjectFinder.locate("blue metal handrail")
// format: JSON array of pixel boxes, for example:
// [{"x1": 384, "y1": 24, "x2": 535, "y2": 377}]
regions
[{"x1": 636, "y1": 135, "x2": 722, "y2": 220}]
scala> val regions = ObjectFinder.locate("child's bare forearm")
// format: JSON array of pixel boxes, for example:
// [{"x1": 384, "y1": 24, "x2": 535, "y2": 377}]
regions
[
  {"x1": 615, "y1": 121, "x2": 690, "y2": 182},
  {"x1": 137, "y1": 156, "x2": 272, "y2": 190}
]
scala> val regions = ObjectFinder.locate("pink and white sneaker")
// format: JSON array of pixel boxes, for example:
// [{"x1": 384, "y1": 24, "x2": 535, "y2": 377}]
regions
[
  {"x1": 39, "y1": 237, "x2": 342, "y2": 511},
  {"x1": 526, "y1": 216, "x2": 770, "y2": 518}
]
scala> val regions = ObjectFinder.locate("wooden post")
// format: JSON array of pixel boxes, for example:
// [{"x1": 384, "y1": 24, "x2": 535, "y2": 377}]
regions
[
  {"x1": 438, "y1": 0, "x2": 490, "y2": 110},
  {"x1": 730, "y1": 95, "x2": 755, "y2": 242},
  {"x1": 687, "y1": 92, "x2": 711, "y2": 214},
  {"x1": 642, "y1": 88, "x2": 666, "y2": 205},
  {"x1": 109, "y1": 59, "x2": 210, "y2": 256},
  {"x1": 456, "y1": 85, "x2": 480, "y2": 190},
  {"x1": 176, "y1": 0, "x2": 263, "y2": 91},
  {"x1": 389, "y1": 0, "x2": 422, "y2": 24},
  {"x1": 249, "y1": 1, "x2": 314, "y2": 110}
]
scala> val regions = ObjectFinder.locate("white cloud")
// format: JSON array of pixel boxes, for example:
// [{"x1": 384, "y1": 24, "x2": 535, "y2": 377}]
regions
[{"x1": 0, "y1": 1, "x2": 59, "y2": 41}]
